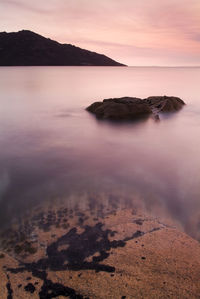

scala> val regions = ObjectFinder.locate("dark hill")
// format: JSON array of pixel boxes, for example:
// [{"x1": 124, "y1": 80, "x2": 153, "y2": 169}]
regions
[{"x1": 0, "y1": 30, "x2": 125, "y2": 66}]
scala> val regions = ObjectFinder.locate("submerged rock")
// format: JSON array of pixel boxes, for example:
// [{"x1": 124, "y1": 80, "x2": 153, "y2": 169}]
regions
[
  {"x1": 1, "y1": 208, "x2": 200, "y2": 298},
  {"x1": 86, "y1": 96, "x2": 185, "y2": 120}
]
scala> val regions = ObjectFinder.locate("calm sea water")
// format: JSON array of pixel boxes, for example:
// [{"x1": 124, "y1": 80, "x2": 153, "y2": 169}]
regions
[{"x1": 0, "y1": 66, "x2": 200, "y2": 238}]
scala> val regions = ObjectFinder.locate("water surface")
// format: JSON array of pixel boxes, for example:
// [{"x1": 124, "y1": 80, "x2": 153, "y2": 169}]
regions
[{"x1": 0, "y1": 66, "x2": 200, "y2": 238}]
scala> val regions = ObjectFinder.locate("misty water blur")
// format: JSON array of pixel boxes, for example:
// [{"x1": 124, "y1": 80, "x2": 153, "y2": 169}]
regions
[{"x1": 0, "y1": 66, "x2": 200, "y2": 239}]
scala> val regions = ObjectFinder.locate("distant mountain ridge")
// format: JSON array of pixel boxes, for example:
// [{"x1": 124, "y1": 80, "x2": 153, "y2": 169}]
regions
[{"x1": 0, "y1": 30, "x2": 125, "y2": 66}]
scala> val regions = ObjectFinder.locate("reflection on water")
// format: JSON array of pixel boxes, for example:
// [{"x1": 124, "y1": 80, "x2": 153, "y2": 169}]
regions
[{"x1": 0, "y1": 66, "x2": 200, "y2": 239}]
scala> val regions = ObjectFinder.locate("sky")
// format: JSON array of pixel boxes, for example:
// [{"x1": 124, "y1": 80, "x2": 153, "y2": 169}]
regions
[{"x1": 1, "y1": 0, "x2": 200, "y2": 66}]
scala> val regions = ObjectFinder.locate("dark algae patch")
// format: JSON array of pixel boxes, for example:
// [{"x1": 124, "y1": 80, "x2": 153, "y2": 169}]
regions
[
  {"x1": 5, "y1": 220, "x2": 161, "y2": 297},
  {"x1": 39, "y1": 279, "x2": 84, "y2": 299},
  {"x1": 24, "y1": 282, "x2": 36, "y2": 293},
  {"x1": 6, "y1": 274, "x2": 13, "y2": 299},
  {"x1": 133, "y1": 219, "x2": 144, "y2": 225},
  {"x1": 6, "y1": 222, "x2": 126, "y2": 297}
]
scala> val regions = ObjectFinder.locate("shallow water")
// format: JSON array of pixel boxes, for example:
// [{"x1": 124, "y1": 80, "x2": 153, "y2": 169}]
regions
[{"x1": 0, "y1": 66, "x2": 200, "y2": 239}]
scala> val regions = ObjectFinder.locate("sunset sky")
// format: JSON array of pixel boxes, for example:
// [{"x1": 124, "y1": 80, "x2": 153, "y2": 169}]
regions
[{"x1": 1, "y1": 0, "x2": 200, "y2": 66}]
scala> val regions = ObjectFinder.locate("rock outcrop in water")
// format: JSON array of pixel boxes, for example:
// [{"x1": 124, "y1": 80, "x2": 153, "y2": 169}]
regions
[
  {"x1": 0, "y1": 30, "x2": 125, "y2": 66},
  {"x1": 87, "y1": 97, "x2": 152, "y2": 120},
  {"x1": 86, "y1": 96, "x2": 185, "y2": 120},
  {"x1": 144, "y1": 96, "x2": 185, "y2": 113}
]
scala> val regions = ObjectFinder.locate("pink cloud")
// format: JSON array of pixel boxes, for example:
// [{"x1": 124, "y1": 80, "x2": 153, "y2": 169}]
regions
[{"x1": 1, "y1": 0, "x2": 200, "y2": 65}]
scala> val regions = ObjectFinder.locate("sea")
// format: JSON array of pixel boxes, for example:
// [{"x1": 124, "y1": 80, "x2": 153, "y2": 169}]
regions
[{"x1": 0, "y1": 66, "x2": 200, "y2": 239}]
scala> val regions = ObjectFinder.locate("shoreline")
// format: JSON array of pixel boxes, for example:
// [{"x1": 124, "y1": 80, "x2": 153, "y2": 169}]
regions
[{"x1": 0, "y1": 202, "x2": 200, "y2": 298}]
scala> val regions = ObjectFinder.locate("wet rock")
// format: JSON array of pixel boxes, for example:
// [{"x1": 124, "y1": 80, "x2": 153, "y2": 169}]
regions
[
  {"x1": 144, "y1": 95, "x2": 185, "y2": 112},
  {"x1": 3, "y1": 208, "x2": 200, "y2": 298},
  {"x1": 86, "y1": 97, "x2": 152, "y2": 120},
  {"x1": 87, "y1": 95, "x2": 185, "y2": 120}
]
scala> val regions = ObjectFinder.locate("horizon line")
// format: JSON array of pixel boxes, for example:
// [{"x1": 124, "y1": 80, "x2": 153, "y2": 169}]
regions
[{"x1": 127, "y1": 65, "x2": 200, "y2": 68}]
